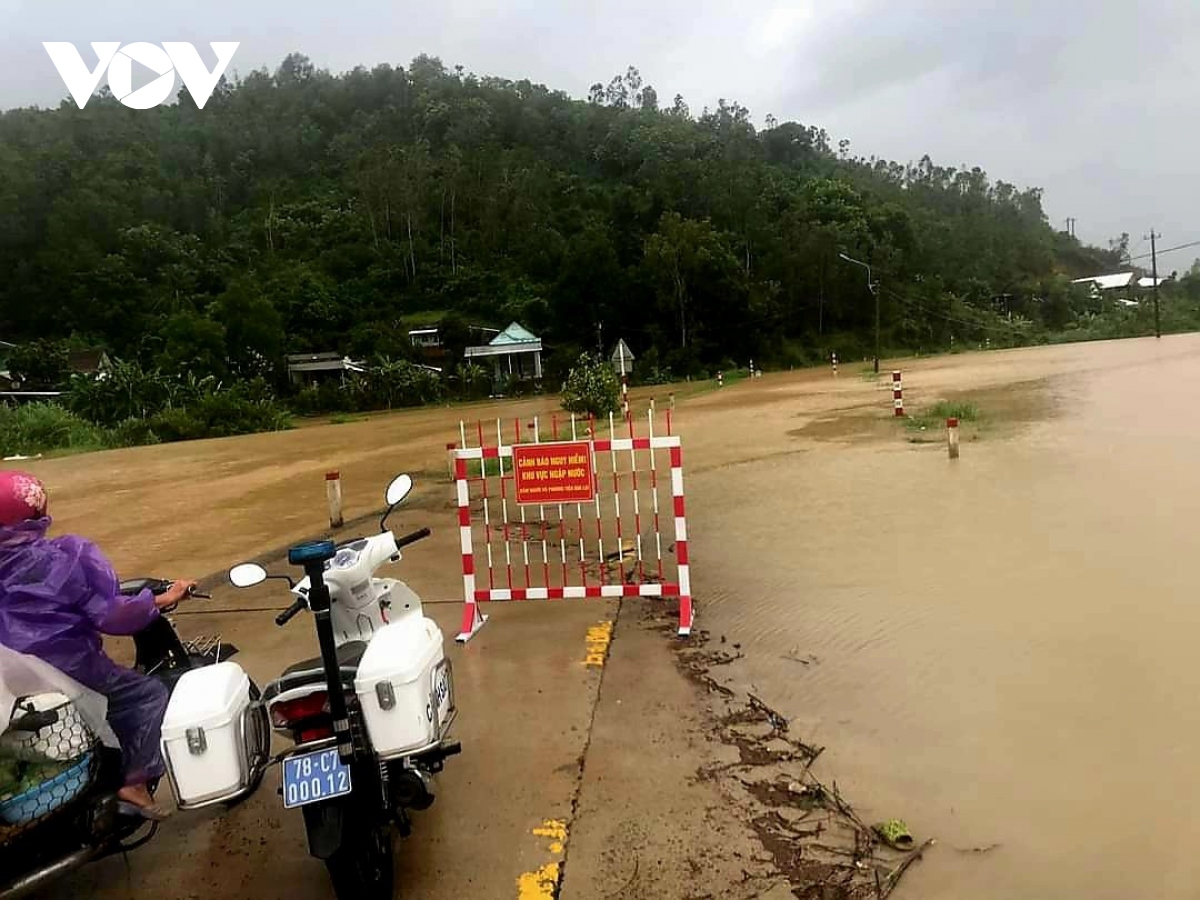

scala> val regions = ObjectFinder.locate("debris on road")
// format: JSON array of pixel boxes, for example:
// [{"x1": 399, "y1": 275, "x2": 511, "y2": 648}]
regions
[{"x1": 665, "y1": 619, "x2": 935, "y2": 899}]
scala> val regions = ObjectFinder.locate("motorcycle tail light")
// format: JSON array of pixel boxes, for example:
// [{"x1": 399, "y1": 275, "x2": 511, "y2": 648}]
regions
[{"x1": 270, "y1": 692, "x2": 329, "y2": 729}]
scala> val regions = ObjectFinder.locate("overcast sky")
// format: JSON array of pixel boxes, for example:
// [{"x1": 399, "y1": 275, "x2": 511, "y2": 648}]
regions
[{"x1": 4, "y1": 0, "x2": 1198, "y2": 266}]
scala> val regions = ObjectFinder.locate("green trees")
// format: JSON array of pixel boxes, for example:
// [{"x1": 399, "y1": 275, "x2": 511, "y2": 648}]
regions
[
  {"x1": 66, "y1": 360, "x2": 290, "y2": 441},
  {"x1": 7, "y1": 340, "x2": 70, "y2": 389},
  {"x1": 0, "y1": 52, "x2": 1147, "y2": 400},
  {"x1": 560, "y1": 353, "x2": 620, "y2": 417},
  {"x1": 644, "y1": 213, "x2": 742, "y2": 360}
]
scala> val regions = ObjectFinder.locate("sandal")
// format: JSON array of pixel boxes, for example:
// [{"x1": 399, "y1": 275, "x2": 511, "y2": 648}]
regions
[{"x1": 117, "y1": 800, "x2": 173, "y2": 822}]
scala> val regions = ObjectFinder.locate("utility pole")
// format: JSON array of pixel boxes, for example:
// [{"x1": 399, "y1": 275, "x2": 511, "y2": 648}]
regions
[
  {"x1": 1147, "y1": 229, "x2": 1161, "y2": 338},
  {"x1": 873, "y1": 278, "x2": 880, "y2": 374},
  {"x1": 838, "y1": 252, "x2": 880, "y2": 373}
]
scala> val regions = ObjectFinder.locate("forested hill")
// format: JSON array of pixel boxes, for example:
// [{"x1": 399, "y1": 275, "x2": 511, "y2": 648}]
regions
[{"x1": 0, "y1": 54, "x2": 1127, "y2": 382}]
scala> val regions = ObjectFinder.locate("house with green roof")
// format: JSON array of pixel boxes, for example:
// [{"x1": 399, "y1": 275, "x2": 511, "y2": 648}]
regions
[{"x1": 463, "y1": 322, "x2": 543, "y2": 385}]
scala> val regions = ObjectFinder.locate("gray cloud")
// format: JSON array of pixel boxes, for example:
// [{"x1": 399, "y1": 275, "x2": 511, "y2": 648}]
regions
[{"x1": 3, "y1": 0, "x2": 1197, "y2": 262}]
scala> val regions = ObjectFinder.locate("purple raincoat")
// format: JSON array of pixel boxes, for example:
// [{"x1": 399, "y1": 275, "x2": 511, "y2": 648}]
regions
[{"x1": 0, "y1": 517, "x2": 168, "y2": 786}]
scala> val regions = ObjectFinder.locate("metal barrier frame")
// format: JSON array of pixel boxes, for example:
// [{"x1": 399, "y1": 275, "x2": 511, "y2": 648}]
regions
[{"x1": 453, "y1": 412, "x2": 692, "y2": 641}]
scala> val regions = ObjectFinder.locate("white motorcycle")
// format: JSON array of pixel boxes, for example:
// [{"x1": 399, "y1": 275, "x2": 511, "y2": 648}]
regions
[{"x1": 158, "y1": 474, "x2": 459, "y2": 900}]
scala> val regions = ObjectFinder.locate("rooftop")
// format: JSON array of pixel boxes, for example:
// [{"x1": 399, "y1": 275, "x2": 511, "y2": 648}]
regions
[
  {"x1": 1071, "y1": 272, "x2": 1136, "y2": 290},
  {"x1": 464, "y1": 322, "x2": 543, "y2": 359},
  {"x1": 489, "y1": 322, "x2": 540, "y2": 346}
]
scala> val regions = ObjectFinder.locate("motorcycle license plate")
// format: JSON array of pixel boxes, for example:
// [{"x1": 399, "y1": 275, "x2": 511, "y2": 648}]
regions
[
  {"x1": 281, "y1": 748, "x2": 352, "y2": 809},
  {"x1": 433, "y1": 659, "x2": 453, "y2": 729}
]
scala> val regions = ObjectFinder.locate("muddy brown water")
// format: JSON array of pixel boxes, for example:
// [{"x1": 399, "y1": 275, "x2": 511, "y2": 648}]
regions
[{"x1": 690, "y1": 335, "x2": 1200, "y2": 899}]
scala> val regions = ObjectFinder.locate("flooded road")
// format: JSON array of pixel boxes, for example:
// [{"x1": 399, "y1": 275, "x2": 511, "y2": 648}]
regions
[
  {"x1": 21, "y1": 334, "x2": 1200, "y2": 899},
  {"x1": 690, "y1": 335, "x2": 1200, "y2": 898}
]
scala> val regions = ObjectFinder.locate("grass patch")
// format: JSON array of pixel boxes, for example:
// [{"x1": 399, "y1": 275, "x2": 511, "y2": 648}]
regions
[
  {"x1": 922, "y1": 400, "x2": 980, "y2": 422},
  {"x1": 721, "y1": 368, "x2": 752, "y2": 385},
  {"x1": 329, "y1": 413, "x2": 367, "y2": 425},
  {"x1": 903, "y1": 399, "x2": 982, "y2": 439},
  {"x1": 0, "y1": 403, "x2": 109, "y2": 456},
  {"x1": 467, "y1": 457, "x2": 506, "y2": 478}
]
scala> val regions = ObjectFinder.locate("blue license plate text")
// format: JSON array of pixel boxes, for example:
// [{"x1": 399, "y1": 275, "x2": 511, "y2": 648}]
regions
[{"x1": 282, "y1": 748, "x2": 352, "y2": 809}]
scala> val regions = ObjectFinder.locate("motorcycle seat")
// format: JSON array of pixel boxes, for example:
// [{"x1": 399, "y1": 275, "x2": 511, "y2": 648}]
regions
[{"x1": 262, "y1": 642, "x2": 367, "y2": 703}]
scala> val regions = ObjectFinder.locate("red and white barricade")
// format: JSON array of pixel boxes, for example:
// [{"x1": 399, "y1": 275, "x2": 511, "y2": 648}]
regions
[{"x1": 452, "y1": 410, "x2": 692, "y2": 641}]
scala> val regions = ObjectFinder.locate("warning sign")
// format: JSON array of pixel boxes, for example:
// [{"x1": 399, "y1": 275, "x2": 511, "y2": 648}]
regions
[{"x1": 512, "y1": 441, "x2": 595, "y2": 505}]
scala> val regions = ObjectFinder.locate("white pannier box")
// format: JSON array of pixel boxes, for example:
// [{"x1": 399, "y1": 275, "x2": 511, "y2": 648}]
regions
[
  {"x1": 160, "y1": 662, "x2": 253, "y2": 808},
  {"x1": 354, "y1": 614, "x2": 452, "y2": 759}
]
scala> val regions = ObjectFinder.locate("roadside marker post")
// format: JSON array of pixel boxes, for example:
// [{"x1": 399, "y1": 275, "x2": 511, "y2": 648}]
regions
[
  {"x1": 892, "y1": 370, "x2": 904, "y2": 417},
  {"x1": 947, "y1": 417, "x2": 960, "y2": 459},
  {"x1": 612, "y1": 338, "x2": 634, "y2": 419},
  {"x1": 832, "y1": 352, "x2": 838, "y2": 377},
  {"x1": 325, "y1": 470, "x2": 344, "y2": 529},
  {"x1": 452, "y1": 409, "x2": 693, "y2": 642}
]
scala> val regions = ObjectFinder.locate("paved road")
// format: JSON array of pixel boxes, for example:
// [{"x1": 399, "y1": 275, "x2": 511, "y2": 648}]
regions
[{"x1": 54, "y1": 567, "x2": 622, "y2": 899}]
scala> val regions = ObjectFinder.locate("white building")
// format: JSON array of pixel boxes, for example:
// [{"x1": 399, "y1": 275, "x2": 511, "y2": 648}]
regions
[
  {"x1": 286, "y1": 352, "x2": 367, "y2": 385},
  {"x1": 464, "y1": 322, "x2": 543, "y2": 384},
  {"x1": 1071, "y1": 272, "x2": 1158, "y2": 308}
]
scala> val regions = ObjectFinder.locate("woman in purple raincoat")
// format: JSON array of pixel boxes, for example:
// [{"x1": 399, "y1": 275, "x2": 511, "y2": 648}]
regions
[{"x1": 0, "y1": 471, "x2": 195, "y2": 819}]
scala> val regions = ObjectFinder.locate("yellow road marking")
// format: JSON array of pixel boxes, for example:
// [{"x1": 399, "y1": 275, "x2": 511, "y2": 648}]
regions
[
  {"x1": 518, "y1": 819, "x2": 568, "y2": 900},
  {"x1": 517, "y1": 862, "x2": 560, "y2": 900},
  {"x1": 584, "y1": 620, "x2": 614, "y2": 667},
  {"x1": 533, "y1": 819, "x2": 567, "y2": 854}
]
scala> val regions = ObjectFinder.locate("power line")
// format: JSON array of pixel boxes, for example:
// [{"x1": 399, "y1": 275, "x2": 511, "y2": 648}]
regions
[
  {"x1": 880, "y1": 286, "x2": 1028, "y2": 336},
  {"x1": 1128, "y1": 239, "x2": 1200, "y2": 263}
]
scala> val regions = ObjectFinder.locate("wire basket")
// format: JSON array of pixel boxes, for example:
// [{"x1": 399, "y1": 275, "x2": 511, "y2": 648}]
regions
[{"x1": 0, "y1": 693, "x2": 99, "y2": 841}]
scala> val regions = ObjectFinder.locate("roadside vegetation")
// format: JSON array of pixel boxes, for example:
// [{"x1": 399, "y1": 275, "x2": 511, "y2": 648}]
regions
[
  {"x1": 904, "y1": 399, "x2": 982, "y2": 442},
  {"x1": 3, "y1": 54, "x2": 1199, "y2": 455}
]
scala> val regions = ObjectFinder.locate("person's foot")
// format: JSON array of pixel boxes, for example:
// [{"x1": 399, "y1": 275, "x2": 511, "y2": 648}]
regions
[{"x1": 117, "y1": 784, "x2": 172, "y2": 821}]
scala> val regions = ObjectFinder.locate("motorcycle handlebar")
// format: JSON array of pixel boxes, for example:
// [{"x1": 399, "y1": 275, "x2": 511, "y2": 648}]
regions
[
  {"x1": 153, "y1": 582, "x2": 210, "y2": 614},
  {"x1": 275, "y1": 597, "x2": 307, "y2": 626},
  {"x1": 395, "y1": 527, "x2": 431, "y2": 549}
]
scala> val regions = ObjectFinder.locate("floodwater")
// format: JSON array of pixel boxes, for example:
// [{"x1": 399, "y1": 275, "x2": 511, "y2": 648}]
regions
[
  {"x1": 690, "y1": 335, "x2": 1200, "y2": 898},
  {"x1": 26, "y1": 334, "x2": 1200, "y2": 898}
]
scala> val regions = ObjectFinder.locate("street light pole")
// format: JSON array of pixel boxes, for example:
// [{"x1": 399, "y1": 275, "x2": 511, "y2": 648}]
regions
[{"x1": 839, "y1": 252, "x2": 880, "y2": 374}]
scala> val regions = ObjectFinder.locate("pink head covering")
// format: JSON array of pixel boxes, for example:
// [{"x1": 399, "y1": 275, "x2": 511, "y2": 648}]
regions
[{"x1": 0, "y1": 471, "x2": 48, "y2": 527}]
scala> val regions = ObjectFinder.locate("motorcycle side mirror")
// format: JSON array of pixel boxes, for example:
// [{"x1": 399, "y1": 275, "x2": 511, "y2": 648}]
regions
[
  {"x1": 229, "y1": 563, "x2": 268, "y2": 588},
  {"x1": 381, "y1": 473, "x2": 414, "y2": 533},
  {"x1": 229, "y1": 563, "x2": 296, "y2": 589},
  {"x1": 385, "y1": 474, "x2": 413, "y2": 506}
]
